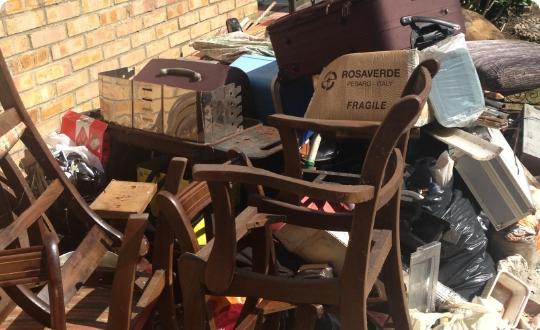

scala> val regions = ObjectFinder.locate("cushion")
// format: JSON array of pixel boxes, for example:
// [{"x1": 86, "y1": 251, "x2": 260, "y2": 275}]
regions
[{"x1": 467, "y1": 40, "x2": 540, "y2": 94}]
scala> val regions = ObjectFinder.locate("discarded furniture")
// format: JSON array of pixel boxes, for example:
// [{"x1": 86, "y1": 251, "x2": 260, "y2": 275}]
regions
[
  {"x1": 157, "y1": 155, "x2": 312, "y2": 329},
  {"x1": 178, "y1": 60, "x2": 437, "y2": 329},
  {"x1": 107, "y1": 117, "x2": 281, "y2": 168},
  {"x1": 267, "y1": 60, "x2": 439, "y2": 202},
  {"x1": 0, "y1": 49, "x2": 169, "y2": 329}
]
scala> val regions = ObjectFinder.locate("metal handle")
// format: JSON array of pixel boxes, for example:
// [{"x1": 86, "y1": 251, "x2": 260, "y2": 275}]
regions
[
  {"x1": 400, "y1": 16, "x2": 461, "y2": 31},
  {"x1": 158, "y1": 68, "x2": 202, "y2": 82}
]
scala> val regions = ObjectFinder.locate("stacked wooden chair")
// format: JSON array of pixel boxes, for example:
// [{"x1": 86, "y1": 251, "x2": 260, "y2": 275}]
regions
[
  {"x1": 176, "y1": 60, "x2": 438, "y2": 330},
  {"x1": 0, "y1": 50, "x2": 170, "y2": 329},
  {"x1": 157, "y1": 153, "x2": 314, "y2": 329}
]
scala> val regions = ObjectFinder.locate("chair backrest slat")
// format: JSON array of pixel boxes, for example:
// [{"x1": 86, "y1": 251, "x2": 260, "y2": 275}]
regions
[
  {"x1": 0, "y1": 246, "x2": 46, "y2": 286},
  {"x1": 0, "y1": 179, "x2": 64, "y2": 250},
  {"x1": 0, "y1": 108, "x2": 22, "y2": 137}
]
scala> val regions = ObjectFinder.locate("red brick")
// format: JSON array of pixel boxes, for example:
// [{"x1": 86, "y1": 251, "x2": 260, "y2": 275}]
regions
[
  {"x1": 0, "y1": 35, "x2": 31, "y2": 57},
  {"x1": 190, "y1": 20, "x2": 210, "y2": 38},
  {"x1": 116, "y1": 17, "x2": 143, "y2": 37},
  {"x1": 51, "y1": 36, "x2": 86, "y2": 60},
  {"x1": 131, "y1": 28, "x2": 156, "y2": 48},
  {"x1": 35, "y1": 61, "x2": 72, "y2": 84},
  {"x1": 146, "y1": 38, "x2": 169, "y2": 57},
  {"x1": 13, "y1": 72, "x2": 34, "y2": 92},
  {"x1": 128, "y1": 0, "x2": 154, "y2": 16},
  {"x1": 179, "y1": 11, "x2": 199, "y2": 28},
  {"x1": 5, "y1": 10, "x2": 46, "y2": 34},
  {"x1": 103, "y1": 38, "x2": 131, "y2": 58},
  {"x1": 46, "y1": 1, "x2": 80, "y2": 23},
  {"x1": 120, "y1": 48, "x2": 146, "y2": 67},
  {"x1": 30, "y1": 25, "x2": 67, "y2": 48},
  {"x1": 155, "y1": 0, "x2": 176, "y2": 6},
  {"x1": 100, "y1": 6, "x2": 128, "y2": 25},
  {"x1": 71, "y1": 48, "x2": 103, "y2": 70},
  {"x1": 20, "y1": 85, "x2": 56, "y2": 108},
  {"x1": 189, "y1": 0, "x2": 209, "y2": 10},
  {"x1": 199, "y1": 5, "x2": 218, "y2": 20},
  {"x1": 143, "y1": 8, "x2": 167, "y2": 27},
  {"x1": 90, "y1": 58, "x2": 119, "y2": 81},
  {"x1": 67, "y1": 14, "x2": 100, "y2": 36},
  {"x1": 218, "y1": 0, "x2": 235, "y2": 13},
  {"x1": 76, "y1": 81, "x2": 99, "y2": 103},
  {"x1": 40, "y1": 94, "x2": 76, "y2": 120},
  {"x1": 82, "y1": 0, "x2": 112, "y2": 13},
  {"x1": 166, "y1": 1, "x2": 188, "y2": 18},
  {"x1": 155, "y1": 20, "x2": 178, "y2": 39},
  {"x1": 8, "y1": 48, "x2": 49, "y2": 74},
  {"x1": 56, "y1": 70, "x2": 89, "y2": 95},
  {"x1": 86, "y1": 27, "x2": 116, "y2": 48}
]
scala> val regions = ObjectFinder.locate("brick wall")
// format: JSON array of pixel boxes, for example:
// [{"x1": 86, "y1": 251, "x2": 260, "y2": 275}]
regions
[{"x1": 0, "y1": 0, "x2": 258, "y2": 139}]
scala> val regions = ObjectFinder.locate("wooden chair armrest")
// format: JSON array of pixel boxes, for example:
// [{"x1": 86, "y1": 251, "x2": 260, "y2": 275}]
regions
[
  {"x1": 193, "y1": 165, "x2": 374, "y2": 204},
  {"x1": 267, "y1": 114, "x2": 380, "y2": 139}
]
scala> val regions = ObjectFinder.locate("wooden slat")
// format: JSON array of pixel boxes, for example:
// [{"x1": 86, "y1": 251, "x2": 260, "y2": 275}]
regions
[
  {"x1": 0, "y1": 179, "x2": 63, "y2": 250},
  {"x1": 37, "y1": 225, "x2": 112, "y2": 304},
  {"x1": 178, "y1": 181, "x2": 210, "y2": 223},
  {"x1": 0, "y1": 121, "x2": 25, "y2": 159},
  {"x1": 0, "y1": 108, "x2": 22, "y2": 138},
  {"x1": 0, "y1": 247, "x2": 45, "y2": 286},
  {"x1": 366, "y1": 229, "x2": 392, "y2": 293},
  {"x1": 196, "y1": 206, "x2": 258, "y2": 262},
  {"x1": 136, "y1": 269, "x2": 165, "y2": 309}
]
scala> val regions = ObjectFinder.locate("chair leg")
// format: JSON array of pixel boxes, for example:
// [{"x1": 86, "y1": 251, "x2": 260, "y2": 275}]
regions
[
  {"x1": 293, "y1": 304, "x2": 321, "y2": 330},
  {"x1": 380, "y1": 244, "x2": 411, "y2": 329},
  {"x1": 340, "y1": 297, "x2": 368, "y2": 330},
  {"x1": 178, "y1": 254, "x2": 207, "y2": 330}
]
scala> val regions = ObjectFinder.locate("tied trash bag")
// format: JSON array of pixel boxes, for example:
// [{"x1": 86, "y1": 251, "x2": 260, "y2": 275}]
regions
[{"x1": 404, "y1": 157, "x2": 496, "y2": 301}]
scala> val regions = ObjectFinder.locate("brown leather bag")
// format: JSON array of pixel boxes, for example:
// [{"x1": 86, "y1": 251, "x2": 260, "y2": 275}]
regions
[{"x1": 267, "y1": 0, "x2": 465, "y2": 80}]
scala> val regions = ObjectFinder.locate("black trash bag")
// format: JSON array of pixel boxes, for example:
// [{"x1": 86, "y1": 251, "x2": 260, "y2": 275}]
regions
[
  {"x1": 403, "y1": 158, "x2": 496, "y2": 301},
  {"x1": 55, "y1": 152, "x2": 106, "y2": 202},
  {"x1": 437, "y1": 190, "x2": 496, "y2": 300}
]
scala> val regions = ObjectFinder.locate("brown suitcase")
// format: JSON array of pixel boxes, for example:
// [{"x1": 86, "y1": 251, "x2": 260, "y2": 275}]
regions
[{"x1": 267, "y1": 0, "x2": 465, "y2": 80}]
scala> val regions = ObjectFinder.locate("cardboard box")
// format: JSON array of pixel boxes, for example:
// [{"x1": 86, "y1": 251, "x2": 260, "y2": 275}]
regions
[
  {"x1": 304, "y1": 50, "x2": 429, "y2": 126},
  {"x1": 60, "y1": 110, "x2": 109, "y2": 162}
]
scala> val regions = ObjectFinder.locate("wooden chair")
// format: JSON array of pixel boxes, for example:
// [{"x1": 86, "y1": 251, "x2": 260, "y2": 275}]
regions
[
  {"x1": 178, "y1": 60, "x2": 438, "y2": 330},
  {"x1": 156, "y1": 154, "x2": 306, "y2": 329},
  {"x1": 268, "y1": 60, "x2": 440, "y2": 195},
  {"x1": 0, "y1": 49, "x2": 169, "y2": 329}
]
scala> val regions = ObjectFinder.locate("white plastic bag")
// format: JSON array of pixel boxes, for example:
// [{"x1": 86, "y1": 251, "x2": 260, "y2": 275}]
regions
[{"x1": 420, "y1": 34, "x2": 484, "y2": 128}]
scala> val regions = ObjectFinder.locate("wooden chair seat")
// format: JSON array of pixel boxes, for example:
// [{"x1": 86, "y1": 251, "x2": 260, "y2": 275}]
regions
[{"x1": 2, "y1": 285, "x2": 143, "y2": 329}]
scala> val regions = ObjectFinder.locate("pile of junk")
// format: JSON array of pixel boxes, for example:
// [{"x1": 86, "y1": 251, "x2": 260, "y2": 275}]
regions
[
  {"x1": 14, "y1": 1, "x2": 540, "y2": 330},
  {"x1": 188, "y1": 3, "x2": 540, "y2": 328}
]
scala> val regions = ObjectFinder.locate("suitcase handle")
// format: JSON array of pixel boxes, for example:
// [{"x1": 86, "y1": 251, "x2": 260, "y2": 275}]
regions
[
  {"x1": 400, "y1": 16, "x2": 461, "y2": 31},
  {"x1": 158, "y1": 68, "x2": 203, "y2": 82}
]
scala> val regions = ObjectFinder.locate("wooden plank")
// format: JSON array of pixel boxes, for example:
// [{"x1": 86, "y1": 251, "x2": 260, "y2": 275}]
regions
[
  {"x1": 196, "y1": 206, "x2": 258, "y2": 262},
  {"x1": 90, "y1": 180, "x2": 157, "y2": 219},
  {"x1": 0, "y1": 121, "x2": 25, "y2": 159},
  {"x1": 366, "y1": 229, "x2": 392, "y2": 293},
  {"x1": 136, "y1": 270, "x2": 165, "y2": 309},
  {"x1": 0, "y1": 108, "x2": 21, "y2": 138},
  {"x1": 38, "y1": 225, "x2": 112, "y2": 304},
  {"x1": 0, "y1": 179, "x2": 63, "y2": 250}
]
